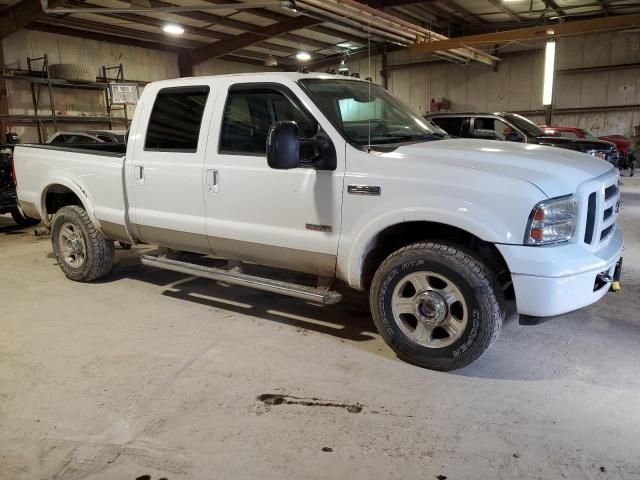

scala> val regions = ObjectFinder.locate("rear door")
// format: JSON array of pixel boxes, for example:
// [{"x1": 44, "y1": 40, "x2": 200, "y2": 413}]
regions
[{"x1": 128, "y1": 84, "x2": 214, "y2": 253}]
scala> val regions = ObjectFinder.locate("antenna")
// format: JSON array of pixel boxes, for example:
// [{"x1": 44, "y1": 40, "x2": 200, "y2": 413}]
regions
[{"x1": 367, "y1": 20, "x2": 372, "y2": 152}]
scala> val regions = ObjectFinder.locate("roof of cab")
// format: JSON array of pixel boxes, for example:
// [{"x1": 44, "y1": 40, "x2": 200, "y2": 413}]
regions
[{"x1": 147, "y1": 72, "x2": 365, "y2": 88}]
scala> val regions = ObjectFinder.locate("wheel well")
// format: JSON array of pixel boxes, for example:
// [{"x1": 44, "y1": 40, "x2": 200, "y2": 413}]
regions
[
  {"x1": 360, "y1": 221, "x2": 511, "y2": 293},
  {"x1": 44, "y1": 185, "x2": 84, "y2": 216}
]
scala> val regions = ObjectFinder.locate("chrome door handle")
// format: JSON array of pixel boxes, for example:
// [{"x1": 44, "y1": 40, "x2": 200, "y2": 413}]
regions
[
  {"x1": 134, "y1": 165, "x2": 145, "y2": 186},
  {"x1": 206, "y1": 169, "x2": 219, "y2": 193}
]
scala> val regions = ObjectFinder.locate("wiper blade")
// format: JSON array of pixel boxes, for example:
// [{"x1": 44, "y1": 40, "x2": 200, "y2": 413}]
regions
[{"x1": 377, "y1": 132, "x2": 444, "y2": 141}]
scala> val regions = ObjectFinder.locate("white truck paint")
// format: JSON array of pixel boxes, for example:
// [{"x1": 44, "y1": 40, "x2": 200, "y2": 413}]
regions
[{"x1": 14, "y1": 72, "x2": 624, "y2": 370}]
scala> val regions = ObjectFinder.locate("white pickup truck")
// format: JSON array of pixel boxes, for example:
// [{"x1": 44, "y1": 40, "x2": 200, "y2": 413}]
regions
[{"x1": 14, "y1": 72, "x2": 623, "y2": 371}]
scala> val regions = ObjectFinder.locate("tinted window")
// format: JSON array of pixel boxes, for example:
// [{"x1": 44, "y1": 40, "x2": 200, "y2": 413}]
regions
[
  {"x1": 68, "y1": 135, "x2": 100, "y2": 144},
  {"x1": 145, "y1": 86, "x2": 209, "y2": 152},
  {"x1": 431, "y1": 117, "x2": 465, "y2": 136},
  {"x1": 219, "y1": 86, "x2": 317, "y2": 155},
  {"x1": 560, "y1": 131, "x2": 579, "y2": 138},
  {"x1": 472, "y1": 117, "x2": 520, "y2": 141}
]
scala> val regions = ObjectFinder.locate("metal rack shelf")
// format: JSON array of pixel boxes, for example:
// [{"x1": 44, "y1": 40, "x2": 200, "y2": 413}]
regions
[
  {"x1": 0, "y1": 115, "x2": 129, "y2": 124},
  {"x1": 1, "y1": 54, "x2": 138, "y2": 142}
]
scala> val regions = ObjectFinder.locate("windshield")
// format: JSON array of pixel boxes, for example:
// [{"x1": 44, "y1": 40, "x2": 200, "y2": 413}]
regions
[
  {"x1": 299, "y1": 78, "x2": 444, "y2": 147},
  {"x1": 579, "y1": 129, "x2": 597, "y2": 140},
  {"x1": 503, "y1": 113, "x2": 544, "y2": 138}
]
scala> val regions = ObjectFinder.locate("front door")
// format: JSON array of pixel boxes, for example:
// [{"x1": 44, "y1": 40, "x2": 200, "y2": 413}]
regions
[
  {"x1": 202, "y1": 82, "x2": 345, "y2": 277},
  {"x1": 128, "y1": 84, "x2": 214, "y2": 253}
]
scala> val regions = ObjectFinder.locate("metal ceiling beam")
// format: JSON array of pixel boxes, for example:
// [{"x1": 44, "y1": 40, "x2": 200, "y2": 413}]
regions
[
  {"x1": 98, "y1": 12, "x2": 300, "y2": 56},
  {"x1": 544, "y1": 0, "x2": 566, "y2": 18},
  {"x1": 28, "y1": 22, "x2": 185, "y2": 52},
  {"x1": 433, "y1": 0, "x2": 486, "y2": 24},
  {"x1": 44, "y1": 1, "x2": 289, "y2": 14},
  {"x1": 294, "y1": 0, "x2": 499, "y2": 65},
  {"x1": 143, "y1": 0, "x2": 334, "y2": 50},
  {"x1": 0, "y1": 0, "x2": 64, "y2": 39},
  {"x1": 409, "y1": 13, "x2": 640, "y2": 53},
  {"x1": 485, "y1": 0, "x2": 523, "y2": 23},
  {"x1": 33, "y1": 16, "x2": 206, "y2": 49},
  {"x1": 358, "y1": 0, "x2": 427, "y2": 7},
  {"x1": 198, "y1": 0, "x2": 375, "y2": 44},
  {"x1": 189, "y1": 15, "x2": 321, "y2": 64}
]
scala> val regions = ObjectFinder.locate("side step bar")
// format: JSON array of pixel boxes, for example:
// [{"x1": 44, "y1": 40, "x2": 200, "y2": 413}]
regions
[{"x1": 141, "y1": 255, "x2": 343, "y2": 305}]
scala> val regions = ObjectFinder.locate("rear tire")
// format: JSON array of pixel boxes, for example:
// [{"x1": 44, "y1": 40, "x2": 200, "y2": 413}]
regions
[
  {"x1": 10, "y1": 206, "x2": 39, "y2": 227},
  {"x1": 51, "y1": 206, "x2": 114, "y2": 282},
  {"x1": 370, "y1": 241, "x2": 504, "y2": 371}
]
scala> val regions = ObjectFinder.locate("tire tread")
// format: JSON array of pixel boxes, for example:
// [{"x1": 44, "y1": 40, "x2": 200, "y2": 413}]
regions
[
  {"x1": 371, "y1": 241, "x2": 504, "y2": 371},
  {"x1": 52, "y1": 205, "x2": 114, "y2": 282}
]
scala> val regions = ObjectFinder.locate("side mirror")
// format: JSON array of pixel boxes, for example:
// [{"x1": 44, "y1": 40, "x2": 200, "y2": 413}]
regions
[{"x1": 267, "y1": 121, "x2": 300, "y2": 169}]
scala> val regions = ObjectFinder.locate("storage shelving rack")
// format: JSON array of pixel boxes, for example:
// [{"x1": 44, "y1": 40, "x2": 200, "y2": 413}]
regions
[{"x1": 0, "y1": 54, "x2": 141, "y2": 143}]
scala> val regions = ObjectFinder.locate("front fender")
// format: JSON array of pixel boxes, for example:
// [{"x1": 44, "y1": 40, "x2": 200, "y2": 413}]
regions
[{"x1": 338, "y1": 183, "x2": 544, "y2": 289}]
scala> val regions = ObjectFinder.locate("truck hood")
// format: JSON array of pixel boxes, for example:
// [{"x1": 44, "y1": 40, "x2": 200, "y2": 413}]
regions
[{"x1": 392, "y1": 138, "x2": 614, "y2": 198}]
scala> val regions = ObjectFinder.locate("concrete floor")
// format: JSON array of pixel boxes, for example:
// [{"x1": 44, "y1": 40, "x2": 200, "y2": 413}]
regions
[{"x1": 1, "y1": 178, "x2": 640, "y2": 480}]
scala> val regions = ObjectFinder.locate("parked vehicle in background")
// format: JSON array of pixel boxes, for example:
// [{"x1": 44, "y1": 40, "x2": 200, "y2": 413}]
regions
[
  {"x1": 13, "y1": 73, "x2": 624, "y2": 371},
  {"x1": 46, "y1": 132, "x2": 104, "y2": 145},
  {"x1": 0, "y1": 146, "x2": 39, "y2": 226},
  {"x1": 86, "y1": 130, "x2": 127, "y2": 143},
  {"x1": 426, "y1": 112, "x2": 620, "y2": 166},
  {"x1": 541, "y1": 126, "x2": 632, "y2": 172}
]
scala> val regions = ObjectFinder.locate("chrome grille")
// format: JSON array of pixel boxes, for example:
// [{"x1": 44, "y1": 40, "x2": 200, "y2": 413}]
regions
[{"x1": 582, "y1": 173, "x2": 620, "y2": 250}]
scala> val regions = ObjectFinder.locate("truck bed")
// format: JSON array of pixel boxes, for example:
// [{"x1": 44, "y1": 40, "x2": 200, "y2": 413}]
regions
[{"x1": 13, "y1": 143, "x2": 128, "y2": 234}]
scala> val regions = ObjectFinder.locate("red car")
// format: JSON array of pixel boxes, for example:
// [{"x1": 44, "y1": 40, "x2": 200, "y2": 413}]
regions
[{"x1": 540, "y1": 126, "x2": 631, "y2": 157}]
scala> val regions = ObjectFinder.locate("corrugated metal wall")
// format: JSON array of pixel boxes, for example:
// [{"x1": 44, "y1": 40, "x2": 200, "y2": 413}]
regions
[
  {"x1": 553, "y1": 32, "x2": 640, "y2": 136},
  {"x1": 379, "y1": 31, "x2": 640, "y2": 136}
]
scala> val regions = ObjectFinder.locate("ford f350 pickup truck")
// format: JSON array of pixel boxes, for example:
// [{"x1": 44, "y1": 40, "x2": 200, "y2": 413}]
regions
[{"x1": 14, "y1": 73, "x2": 623, "y2": 371}]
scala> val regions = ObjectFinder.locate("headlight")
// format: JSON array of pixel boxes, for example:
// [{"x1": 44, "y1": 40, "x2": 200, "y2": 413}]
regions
[{"x1": 525, "y1": 195, "x2": 578, "y2": 245}]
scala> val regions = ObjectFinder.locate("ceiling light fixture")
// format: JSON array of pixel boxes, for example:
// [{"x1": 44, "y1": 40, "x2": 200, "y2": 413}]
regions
[
  {"x1": 296, "y1": 52, "x2": 311, "y2": 62},
  {"x1": 162, "y1": 24, "x2": 184, "y2": 35},
  {"x1": 542, "y1": 40, "x2": 556, "y2": 106}
]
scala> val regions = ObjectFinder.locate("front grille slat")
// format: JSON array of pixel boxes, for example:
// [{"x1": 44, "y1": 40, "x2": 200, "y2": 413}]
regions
[
  {"x1": 605, "y1": 184, "x2": 618, "y2": 200},
  {"x1": 601, "y1": 225, "x2": 614, "y2": 241},
  {"x1": 584, "y1": 192, "x2": 597, "y2": 244}
]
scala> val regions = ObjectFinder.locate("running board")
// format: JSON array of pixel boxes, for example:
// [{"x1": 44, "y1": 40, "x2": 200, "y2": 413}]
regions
[{"x1": 140, "y1": 255, "x2": 342, "y2": 305}]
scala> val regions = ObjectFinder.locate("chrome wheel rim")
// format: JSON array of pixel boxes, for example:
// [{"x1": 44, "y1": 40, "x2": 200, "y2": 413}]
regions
[
  {"x1": 59, "y1": 222, "x2": 87, "y2": 268},
  {"x1": 391, "y1": 271, "x2": 468, "y2": 348}
]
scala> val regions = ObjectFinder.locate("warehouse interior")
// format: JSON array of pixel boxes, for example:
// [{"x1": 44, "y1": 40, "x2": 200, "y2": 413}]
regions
[{"x1": 1, "y1": 1, "x2": 640, "y2": 479}]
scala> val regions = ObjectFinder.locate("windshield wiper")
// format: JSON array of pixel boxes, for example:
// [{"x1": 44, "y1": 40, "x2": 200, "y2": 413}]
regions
[{"x1": 376, "y1": 132, "x2": 445, "y2": 141}]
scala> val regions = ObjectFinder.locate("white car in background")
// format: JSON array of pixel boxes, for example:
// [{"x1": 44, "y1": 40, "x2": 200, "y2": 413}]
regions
[{"x1": 46, "y1": 130, "x2": 126, "y2": 145}]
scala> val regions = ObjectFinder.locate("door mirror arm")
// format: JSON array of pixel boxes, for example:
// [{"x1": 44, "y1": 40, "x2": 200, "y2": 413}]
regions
[{"x1": 301, "y1": 133, "x2": 336, "y2": 171}]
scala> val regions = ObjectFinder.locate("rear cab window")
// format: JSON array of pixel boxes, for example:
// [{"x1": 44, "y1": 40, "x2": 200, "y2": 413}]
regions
[{"x1": 145, "y1": 86, "x2": 210, "y2": 152}]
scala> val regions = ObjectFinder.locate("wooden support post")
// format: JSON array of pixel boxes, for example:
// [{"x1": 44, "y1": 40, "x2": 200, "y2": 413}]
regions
[
  {"x1": 0, "y1": 39, "x2": 8, "y2": 143},
  {"x1": 178, "y1": 52, "x2": 194, "y2": 78}
]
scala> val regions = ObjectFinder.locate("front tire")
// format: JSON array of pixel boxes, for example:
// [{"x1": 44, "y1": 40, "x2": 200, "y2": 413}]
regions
[
  {"x1": 51, "y1": 206, "x2": 114, "y2": 282},
  {"x1": 370, "y1": 242, "x2": 504, "y2": 371}
]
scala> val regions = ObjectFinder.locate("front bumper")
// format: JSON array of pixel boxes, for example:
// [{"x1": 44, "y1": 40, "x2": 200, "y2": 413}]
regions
[{"x1": 496, "y1": 228, "x2": 624, "y2": 317}]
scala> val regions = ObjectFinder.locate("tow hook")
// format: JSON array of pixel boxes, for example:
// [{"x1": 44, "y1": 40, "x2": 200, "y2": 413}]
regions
[{"x1": 597, "y1": 268, "x2": 621, "y2": 293}]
